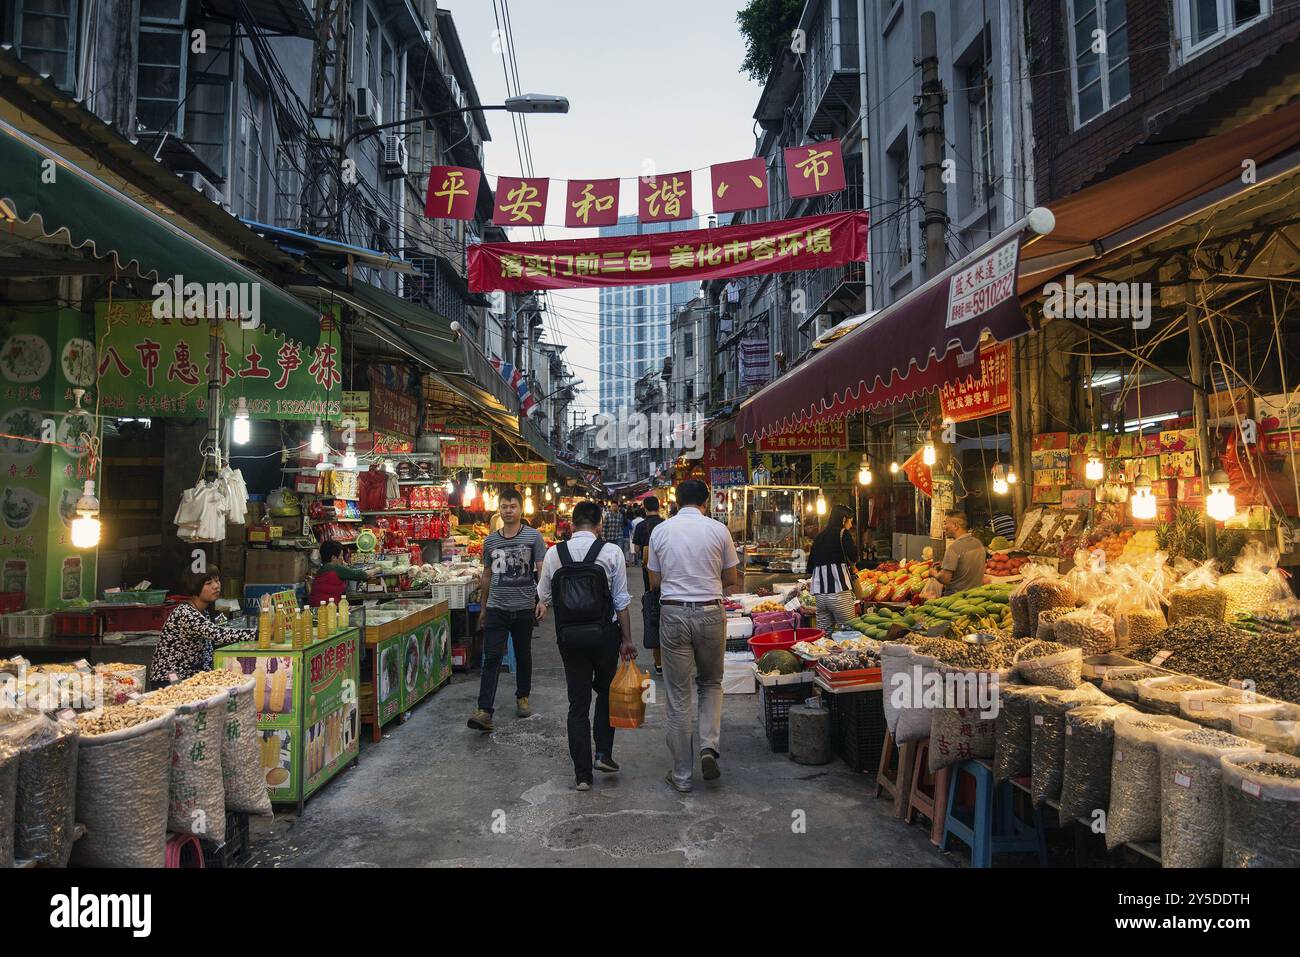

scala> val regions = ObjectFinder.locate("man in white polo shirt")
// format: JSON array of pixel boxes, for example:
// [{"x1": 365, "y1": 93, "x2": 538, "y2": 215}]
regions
[{"x1": 647, "y1": 479, "x2": 741, "y2": 793}]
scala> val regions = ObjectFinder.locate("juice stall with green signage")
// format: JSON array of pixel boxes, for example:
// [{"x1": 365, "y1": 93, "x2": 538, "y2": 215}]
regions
[
  {"x1": 359, "y1": 599, "x2": 451, "y2": 742},
  {"x1": 214, "y1": 624, "x2": 361, "y2": 812}
]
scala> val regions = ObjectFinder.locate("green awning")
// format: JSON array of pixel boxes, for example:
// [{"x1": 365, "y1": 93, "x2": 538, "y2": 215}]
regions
[{"x1": 0, "y1": 119, "x2": 322, "y2": 345}]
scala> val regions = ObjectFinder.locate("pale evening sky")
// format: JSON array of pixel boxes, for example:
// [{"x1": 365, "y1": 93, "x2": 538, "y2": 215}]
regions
[{"x1": 443, "y1": 0, "x2": 763, "y2": 419}]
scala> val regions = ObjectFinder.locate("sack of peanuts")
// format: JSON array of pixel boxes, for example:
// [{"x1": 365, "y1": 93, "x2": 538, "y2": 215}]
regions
[
  {"x1": 142, "y1": 684, "x2": 229, "y2": 844},
  {"x1": 71, "y1": 704, "x2": 175, "y2": 867},
  {"x1": 182, "y1": 670, "x2": 273, "y2": 816}
]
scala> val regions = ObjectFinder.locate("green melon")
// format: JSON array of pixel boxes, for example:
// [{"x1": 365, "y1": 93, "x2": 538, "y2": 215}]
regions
[{"x1": 757, "y1": 650, "x2": 803, "y2": 675}]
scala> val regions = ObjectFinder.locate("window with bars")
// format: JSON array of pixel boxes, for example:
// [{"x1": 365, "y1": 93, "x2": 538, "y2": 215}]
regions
[
  {"x1": 136, "y1": 0, "x2": 190, "y2": 134},
  {"x1": 9, "y1": 0, "x2": 79, "y2": 91},
  {"x1": 184, "y1": 25, "x2": 232, "y2": 179},
  {"x1": 1067, "y1": 0, "x2": 1130, "y2": 127}
]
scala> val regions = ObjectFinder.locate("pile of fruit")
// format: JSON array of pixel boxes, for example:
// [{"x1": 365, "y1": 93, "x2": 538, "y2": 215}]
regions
[
  {"x1": 855, "y1": 559, "x2": 934, "y2": 604},
  {"x1": 985, "y1": 552, "x2": 1029, "y2": 577},
  {"x1": 749, "y1": 599, "x2": 787, "y2": 614},
  {"x1": 911, "y1": 583, "x2": 1014, "y2": 637},
  {"x1": 1117, "y1": 528, "x2": 1159, "y2": 562},
  {"x1": 843, "y1": 605, "x2": 924, "y2": 641},
  {"x1": 1090, "y1": 527, "x2": 1136, "y2": 563}
]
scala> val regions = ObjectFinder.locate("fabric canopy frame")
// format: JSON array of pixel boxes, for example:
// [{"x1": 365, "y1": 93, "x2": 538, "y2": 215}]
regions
[
  {"x1": 0, "y1": 118, "x2": 323, "y2": 346},
  {"x1": 737, "y1": 209, "x2": 1055, "y2": 443}
]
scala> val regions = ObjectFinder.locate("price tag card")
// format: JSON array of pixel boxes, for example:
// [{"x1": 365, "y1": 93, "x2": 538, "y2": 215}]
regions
[
  {"x1": 1241, "y1": 780, "x2": 1261, "y2": 797},
  {"x1": 1174, "y1": 772, "x2": 1192, "y2": 788},
  {"x1": 1150, "y1": 650, "x2": 1173, "y2": 666}
]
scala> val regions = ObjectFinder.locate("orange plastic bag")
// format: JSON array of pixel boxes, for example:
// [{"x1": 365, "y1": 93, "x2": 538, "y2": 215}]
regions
[{"x1": 608, "y1": 659, "x2": 648, "y2": 729}]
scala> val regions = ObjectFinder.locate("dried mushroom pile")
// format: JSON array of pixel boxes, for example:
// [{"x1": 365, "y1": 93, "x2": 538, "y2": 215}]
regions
[{"x1": 1129, "y1": 616, "x2": 1300, "y2": 704}]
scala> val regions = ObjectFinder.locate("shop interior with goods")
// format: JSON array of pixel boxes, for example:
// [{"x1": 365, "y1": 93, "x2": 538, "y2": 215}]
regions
[
  {"x1": 711, "y1": 302, "x2": 1300, "y2": 869},
  {"x1": 0, "y1": 289, "x2": 584, "y2": 868}
]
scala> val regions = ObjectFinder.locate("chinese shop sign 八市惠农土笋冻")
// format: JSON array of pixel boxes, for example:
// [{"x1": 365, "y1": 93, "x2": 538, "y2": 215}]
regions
[
  {"x1": 93, "y1": 300, "x2": 342, "y2": 421},
  {"x1": 755, "y1": 418, "x2": 849, "y2": 453},
  {"x1": 468, "y1": 211, "x2": 868, "y2": 293}
]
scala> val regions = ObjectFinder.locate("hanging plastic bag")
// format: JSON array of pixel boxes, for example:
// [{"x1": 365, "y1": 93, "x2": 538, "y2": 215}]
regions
[
  {"x1": 1008, "y1": 563, "x2": 1055, "y2": 637},
  {"x1": 1111, "y1": 574, "x2": 1166, "y2": 649},
  {"x1": 608, "y1": 659, "x2": 648, "y2": 729}
]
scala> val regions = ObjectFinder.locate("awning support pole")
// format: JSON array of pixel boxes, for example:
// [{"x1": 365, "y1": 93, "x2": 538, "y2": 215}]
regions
[{"x1": 1184, "y1": 283, "x2": 1217, "y2": 560}]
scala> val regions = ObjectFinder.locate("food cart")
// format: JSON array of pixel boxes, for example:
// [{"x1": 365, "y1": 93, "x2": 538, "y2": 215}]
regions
[
  {"x1": 214, "y1": 623, "x2": 362, "y2": 813},
  {"x1": 358, "y1": 598, "x2": 451, "y2": 741},
  {"x1": 726, "y1": 485, "x2": 820, "y2": 592}
]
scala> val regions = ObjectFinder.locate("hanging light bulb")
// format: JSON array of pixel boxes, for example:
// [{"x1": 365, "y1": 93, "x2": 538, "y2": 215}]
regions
[
  {"x1": 1006, "y1": 468, "x2": 1018, "y2": 485},
  {"x1": 993, "y1": 476, "x2": 1009, "y2": 495},
  {"x1": 1085, "y1": 454, "x2": 1104, "y2": 483},
  {"x1": 384, "y1": 459, "x2": 397, "y2": 475},
  {"x1": 444, "y1": 477, "x2": 455, "y2": 495},
  {"x1": 922, "y1": 442, "x2": 936, "y2": 466},
  {"x1": 544, "y1": 487, "x2": 553, "y2": 502},
  {"x1": 309, "y1": 418, "x2": 324, "y2": 455},
  {"x1": 70, "y1": 480, "x2": 101, "y2": 549},
  {"x1": 342, "y1": 446, "x2": 358, "y2": 470},
  {"x1": 857, "y1": 454, "x2": 872, "y2": 486},
  {"x1": 232, "y1": 397, "x2": 251, "y2": 445},
  {"x1": 805, "y1": 501, "x2": 814, "y2": 514},
  {"x1": 1206, "y1": 469, "x2": 1236, "y2": 522},
  {"x1": 889, "y1": 461, "x2": 900, "y2": 475},
  {"x1": 815, "y1": 494, "x2": 827, "y2": 516},
  {"x1": 523, "y1": 495, "x2": 535, "y2": 516},
  {"x1": 464, "y1": 475, "x2": 478, "y2": 503},
  {"x1": 1130, "y1": 474, "x2": 1157, "y2": 520}
]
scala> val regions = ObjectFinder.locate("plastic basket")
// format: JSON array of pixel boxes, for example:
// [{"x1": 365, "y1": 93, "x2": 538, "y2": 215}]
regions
[
  {"x1": 825, "y1": 688, "x2": 887, "y2": 772},
  {"x1": 748, "y1": 627, "x2": 825, "y2": 659},
  {"x1": 53, "y1": 611, "x2": 101, "y2": 638},
  {"x1": 4, "y1": 611, "x2": 53, "y2": 639},
  {"x1": 430, "y1": 581, "x2": 469, "y2": 609},
  {"x1": 102, "y1": 589, "x2": 170, "y2": 606},
  {"x1": 761, "y1": 681, "x2": 814, "y2": 753},
  {"x1": 100, "y1": 602, "x2": 176, "y2": 633}
]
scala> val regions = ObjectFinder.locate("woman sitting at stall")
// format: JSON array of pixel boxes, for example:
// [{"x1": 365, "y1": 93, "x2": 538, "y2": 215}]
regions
[
  {"x1": 309, "y1": 540, "x2": 376, "y2": 607},
  {"x1": 807, "y1": 504, "x2": 860, "y2": 628},
  {"x1": 150, "y1": 565, "x2": 256, "y2": 686}
]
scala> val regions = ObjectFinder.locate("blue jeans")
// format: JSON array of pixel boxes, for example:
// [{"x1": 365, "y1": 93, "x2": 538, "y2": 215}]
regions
[{"x1": 478, "y1": 607, "x2": 534, "y2": 713}]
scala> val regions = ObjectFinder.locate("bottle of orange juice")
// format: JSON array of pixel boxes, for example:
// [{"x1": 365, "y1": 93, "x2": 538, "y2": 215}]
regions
[
  {"x1": 257, "y1": 606, "x2": 272, "y2": 649},
  {"x1": 272, "y1": 606, "x2": 285, "y2": 645},
  {"x1": 338, "y1": 595, "x2": 350, "y2": 630}
]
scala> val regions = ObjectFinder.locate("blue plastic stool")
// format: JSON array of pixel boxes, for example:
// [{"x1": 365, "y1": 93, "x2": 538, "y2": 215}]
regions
[
  {"x1": 941, "y1": 760, "x2": 1041, "y2": 867},
  {"x1": 481, "y1": 637, "x2": 516, "y2": 674}
]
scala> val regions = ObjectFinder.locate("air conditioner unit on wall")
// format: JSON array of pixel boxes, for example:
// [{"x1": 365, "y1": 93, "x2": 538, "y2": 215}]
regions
[
  {"x1": 181, "y1": 170, "x2": 224, "y2": 205},
  {"x1": 380, "y1": 134, "x2": 406, "y2": 175},
  {"x1": 355, "y1": 87, "x2": 382, "y2": 125}
]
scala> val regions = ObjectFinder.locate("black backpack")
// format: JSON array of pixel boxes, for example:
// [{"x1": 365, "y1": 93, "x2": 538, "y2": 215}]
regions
[{"x1": 551, "y1": 538, "x2": 615, "y2": 648}]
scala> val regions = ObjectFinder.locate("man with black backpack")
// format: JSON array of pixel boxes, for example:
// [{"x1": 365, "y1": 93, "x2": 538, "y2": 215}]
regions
[{"x1": 536, "y1": 501, "x2": 636, "y2": 791}]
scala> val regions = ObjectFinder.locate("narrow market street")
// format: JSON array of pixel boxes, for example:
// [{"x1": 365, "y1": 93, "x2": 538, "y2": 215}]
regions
[{"x1": 246, "y1": 573, "x2": 949, "y2": 868}]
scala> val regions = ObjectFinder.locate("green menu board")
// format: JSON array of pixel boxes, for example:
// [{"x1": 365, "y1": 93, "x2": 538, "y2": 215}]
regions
[{"x1": 0, "y1": 306, "x2": 100, "y2": 608}]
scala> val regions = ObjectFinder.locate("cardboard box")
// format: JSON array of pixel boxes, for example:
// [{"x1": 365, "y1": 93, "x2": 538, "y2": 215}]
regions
[
  {"x1": 244, "y1": 549, "x2": 310, "y2": 585},
  {"x1": 1061, "y1": 488, "x2": 1094, "y2": 508}
]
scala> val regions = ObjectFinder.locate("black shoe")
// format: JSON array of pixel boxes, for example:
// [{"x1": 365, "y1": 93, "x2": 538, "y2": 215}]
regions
[
  {"x1": 654, "y1": 665, "x2": 663, "y2": 676},
  {"x1": 594, "y1": 754, "x2": 620, "y2": 773},
  {"x1": 701, "y1": 749, "x2": 720, "y2": 781}
]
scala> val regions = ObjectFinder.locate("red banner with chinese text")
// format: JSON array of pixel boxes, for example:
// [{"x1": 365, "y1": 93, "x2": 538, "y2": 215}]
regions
[
  {"x1": 902, "y1": 447, "x2": 934, "y2": 498},
  {"x1": 938, "y1": 341, "x2": 1011, "y2": 423},
  {"x1": 469, "y1": 210, "x2": 868, "y2": 292},
  {"x1": 755, "y1": 417, "x2": 849, "y2": 453}
]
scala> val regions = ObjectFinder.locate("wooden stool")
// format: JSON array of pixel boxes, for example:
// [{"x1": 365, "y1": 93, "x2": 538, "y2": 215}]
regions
[
  {"x1": 904, "y1": 739, "x2": 951, "y2": 846},
  {"x1": 875, "y1": 731, "x2": 917, "y2": 819}
]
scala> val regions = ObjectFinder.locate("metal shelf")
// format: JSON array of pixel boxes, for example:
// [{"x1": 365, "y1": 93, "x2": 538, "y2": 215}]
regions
[{"x1": 359, "y1": 509, "x2": 450, "y2": 516}]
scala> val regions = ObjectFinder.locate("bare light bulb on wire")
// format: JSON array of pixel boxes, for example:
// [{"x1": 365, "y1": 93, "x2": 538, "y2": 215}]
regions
[
  {"x1": 70, "y1": 480, "x2": 101, "y2": 549},
  {"x1": 309, "y1": 419, "x2": 324, "y2": 455},
  {"x1": 232, "y1": 397, "x2": 250, "y2": 445}
]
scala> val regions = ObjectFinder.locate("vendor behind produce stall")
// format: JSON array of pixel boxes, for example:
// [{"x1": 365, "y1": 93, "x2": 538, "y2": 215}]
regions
[
  {"x1": 807, "y1": 504, "x2": 859, "y2": 627},
  {"x1": 150, "y1": 566, "x2": 257, "y2": 686},
  {"x1": 309, "y1": 541, "x2": 378, "y2": 606},
  {"x1": 933, "y1": 510, "x2": 986, "y2": 596}
]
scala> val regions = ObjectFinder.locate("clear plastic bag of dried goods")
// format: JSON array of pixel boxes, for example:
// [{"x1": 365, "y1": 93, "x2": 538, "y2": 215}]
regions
[
  {"x1": 1099, "y1": 665, "x2": 1172, "y2": 702},
  {"x1": 1179, "y1": 685, "x2": 1267, "y2": 731},
  {"x1": 1029, "y1": 684, "x2": 1113, "y2": 806},
  {"x1": 1218, "y1": 541, "x2": 1293, "y2": 619},
  {"x1": 1167, "y1": 560, "x2": 1227, "y2": 625},
  {"x1": 1025, "y1": 577, "x2": 1078, "y2": 638},
  {"x1": 1053, "y1": 604, "x2": 1116, "y2": 656},
  {"x1": 1136, "y1": 674, "x2": 1220, "y2": 715},
  {"x1": 994, "y1": 683, "x2": 1053, "y2": 784},
  {"x1": 1013, "y1": 640, "x2": 1083, "y2": 690},
  {"x1": 1009, "y1": 564, "x2": 1055, "y2": 638},
  {"x1": 1034, "y1": 606, "x2": 1074, "y2": 641},
  {"x1": 0, "y1": 707, "x2": 79, "y2": 866},
  {"x1": 1220, "y1": 752, "x2": 1300, "y2": 868},
  {"x1": 1111, "y1": 577, "x2": 1167, "y2": 650},
  {"x1": 1059, "y1": 703, "x2": 1133, "y2": 822},
  {"x1": 71, "y1": 704, "x2": 175, "y2": 867},
  {"x1": 1156, "y1": 728, "x2": 1263, "y2": 868},
  {"x1": 1229, "y1": 701, "x2": 1300, "y2": 756},
  {"x1": 1105, "y1": 712, "x2": 1197, "y2": 851}
]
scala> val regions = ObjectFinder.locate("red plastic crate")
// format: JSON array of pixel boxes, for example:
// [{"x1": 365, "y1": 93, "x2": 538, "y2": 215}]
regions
[
  {"x1": 100, "y1": 602, "x2": 177, "y2": 633},
  {"x1": 0, "y1": 592, "x2": 24, "y2": 614},
  {"x1": 53, "y1": 611, "x2": 101, "y2": 638}
]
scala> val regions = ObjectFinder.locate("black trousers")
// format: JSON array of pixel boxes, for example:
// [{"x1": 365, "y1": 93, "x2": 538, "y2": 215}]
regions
[
  {"x1": 477, "y1": 607, "x2": 534, "y2": 713},
  {"x1": 557, "y1": 631, "x2": 620, "y2": 781}
]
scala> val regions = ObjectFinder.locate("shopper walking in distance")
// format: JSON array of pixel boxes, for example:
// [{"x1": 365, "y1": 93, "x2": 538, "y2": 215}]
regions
[
  {"x1": 537, "y1": 501, "x2": 636, "y2": 791},
  {"x1": 469, "y1": 488, "x2": 547, "y2": 732},
  {"x1": 631, "y1": 496, "x2": 666, "y2": 675},
  {"x1": 807, "y1": 504, "x2": 859, "y2": 629},
  {"x1": 601, "y1": 499, "x2": 624, "y2": 557},
  {"x1": 647, "y1": 480, "x2": 741, "y2": 792}
]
